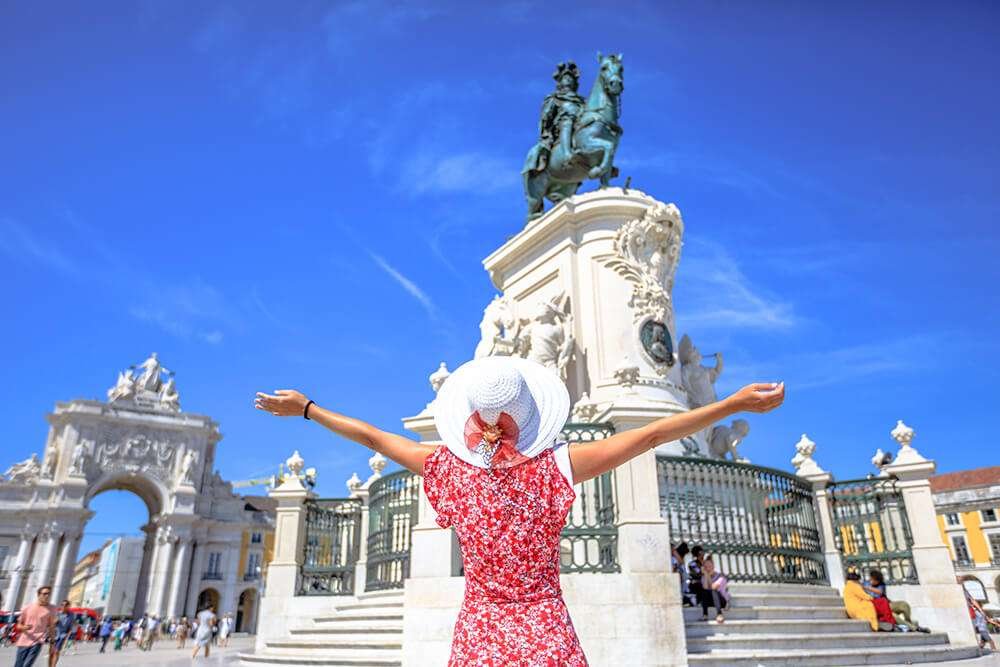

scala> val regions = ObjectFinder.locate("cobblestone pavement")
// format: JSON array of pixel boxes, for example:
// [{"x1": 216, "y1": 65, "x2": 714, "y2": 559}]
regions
[{"x1": 0, "y1": 636, "x2": 251, "y2": 666}]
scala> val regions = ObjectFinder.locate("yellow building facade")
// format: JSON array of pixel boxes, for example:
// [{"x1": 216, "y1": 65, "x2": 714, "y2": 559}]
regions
[{"x1": 931, "y1": 466, "x2": 1000, "y2": 611}]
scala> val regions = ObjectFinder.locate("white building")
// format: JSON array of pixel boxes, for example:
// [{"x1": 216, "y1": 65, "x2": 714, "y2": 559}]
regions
[{"x1": 80, "y1": 536, "x2": 144, "y2": 616}]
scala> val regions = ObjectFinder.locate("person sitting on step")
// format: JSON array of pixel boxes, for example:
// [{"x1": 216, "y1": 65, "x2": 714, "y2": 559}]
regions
[{"x1": 698, "y1": 555, "x2": 730, "y2": 623}]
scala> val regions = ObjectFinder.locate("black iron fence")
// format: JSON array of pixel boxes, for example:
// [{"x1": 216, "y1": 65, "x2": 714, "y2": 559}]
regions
[
  {"x1": 657, "y1": 456, "x2": 827, "y2": 584},
  {"x1": 559, "y1": 423, "x2": 620, "y2": 574},
  {"x1": 828, "y1": 477, "x2": 917, "y2": 585},
  {"x1": 365, "y1": 469, "x2": 420, "y2": 591},
  {"x1": 299, "y1": 497, "x2": 362, "y2": 595}
]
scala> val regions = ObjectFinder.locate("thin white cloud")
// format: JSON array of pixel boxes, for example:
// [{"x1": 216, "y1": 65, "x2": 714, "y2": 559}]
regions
[
  {"x1": 0, "y1": 219, "x2": 78, "y2": 275},
  {"x1": 368, "y1": 252, "x2": 436, "y2": 319},
  {"x1": 129, "y1": 278, "x2": 242, "y2": 344},
  {"x1": 677, "y1": 238, "x2": 797, "y2": 331},
  {"x1": 399, "y1": 150, "x2": 518, "y2": 197},
  {"x1": 715, "y1": 334, "x2": 943, "y2": 395}
]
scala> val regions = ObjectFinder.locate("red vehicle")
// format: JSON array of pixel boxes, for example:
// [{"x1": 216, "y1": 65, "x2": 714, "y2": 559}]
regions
[{"x1": 63, "y1": 607, "x2": 100, "y2": 641}]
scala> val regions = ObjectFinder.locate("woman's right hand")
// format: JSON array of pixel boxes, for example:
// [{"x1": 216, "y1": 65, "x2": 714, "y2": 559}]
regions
[{"x1": 255, "y1": 389, "x2": 309, "y2": 417}]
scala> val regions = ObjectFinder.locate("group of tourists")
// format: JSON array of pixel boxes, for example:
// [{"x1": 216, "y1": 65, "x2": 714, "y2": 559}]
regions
[
  {"x1": 5, "y1": 585, "x2": 234, "y2": 667},
  {"x1": 672, "y1": 542, "x2": 731, "y2": 622},
  {"x1": 842, "y1": 568, "x2": 932, "y2": 634}
]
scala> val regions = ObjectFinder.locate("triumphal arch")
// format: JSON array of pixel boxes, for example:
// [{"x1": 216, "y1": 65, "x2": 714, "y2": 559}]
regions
[{"x1": 0, "y1": 354, "x2": 269, "y2": 625}]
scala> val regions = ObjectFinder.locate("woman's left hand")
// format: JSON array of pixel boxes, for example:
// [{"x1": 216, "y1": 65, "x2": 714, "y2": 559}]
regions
[
  {"x1": 255, "y1": 389, "x2": 309, "y2": 417},
  {"x1": 726, "y1": 382, "x2": 785, "y2": 413}
]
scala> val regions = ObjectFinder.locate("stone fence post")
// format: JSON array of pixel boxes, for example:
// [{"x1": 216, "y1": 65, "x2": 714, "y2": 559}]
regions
[
  {"x1": 254, "y1": 451, "x2": 314, "y2": 651},
  {"x1": 881, "y1": 421, "x2": 976, "y2": 646},
  {"x1": 791, "y1": 434, "x2": 844, "y2": 590}
]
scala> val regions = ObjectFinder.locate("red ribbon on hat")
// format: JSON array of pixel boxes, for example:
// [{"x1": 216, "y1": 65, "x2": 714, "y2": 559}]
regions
[{"x1": 464, "y1": 411, "x2": 528, "y2": 467}]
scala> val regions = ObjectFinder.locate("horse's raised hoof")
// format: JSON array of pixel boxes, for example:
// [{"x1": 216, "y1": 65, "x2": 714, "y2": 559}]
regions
[{"x1": 588, "y1": 166, "x2": 604, "y2": 179}]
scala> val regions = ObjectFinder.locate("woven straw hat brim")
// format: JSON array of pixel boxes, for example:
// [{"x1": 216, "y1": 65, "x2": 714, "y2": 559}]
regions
[{"x1": 433, "y1": 356, "x2": 570, "y2": 469}]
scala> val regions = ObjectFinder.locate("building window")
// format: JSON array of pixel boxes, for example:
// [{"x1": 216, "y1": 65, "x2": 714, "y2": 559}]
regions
[
  {"x1": 982, "y1": 509, "x2": 998, "y2": 524},
  {"x1": 989, "y1": 534, "x2": 1000, "y2": 563},
  {"x1": 251, "y1": 532, "x2": 262, "y2": 544},
  {"x1": 946, "y1": 513, "x2": 961, "y2": 527},
  {"x1": 245, "y1": 553, "x2": 262, "y2": 580},
  {"x1": 204, "y1": 551, "x2": 223, "y2": 579},
  {"x1": 952, "y1": 536, "x2": 971, "y2": 564}
]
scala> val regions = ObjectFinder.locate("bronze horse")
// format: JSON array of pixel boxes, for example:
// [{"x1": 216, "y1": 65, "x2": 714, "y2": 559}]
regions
[{"x1": 523, "y1": 53, "x2": 624, "y2": 221}]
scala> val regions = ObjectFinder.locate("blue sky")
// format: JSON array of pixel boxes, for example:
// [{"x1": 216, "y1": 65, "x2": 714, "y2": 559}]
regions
[{"x1": 2, "y1": 1, "x2": 998, "y2": 555}]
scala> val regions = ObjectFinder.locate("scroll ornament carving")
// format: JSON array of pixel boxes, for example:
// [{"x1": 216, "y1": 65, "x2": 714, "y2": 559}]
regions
[{"x1": 600, "y1": 202, "x2": 683, "y2": 329}]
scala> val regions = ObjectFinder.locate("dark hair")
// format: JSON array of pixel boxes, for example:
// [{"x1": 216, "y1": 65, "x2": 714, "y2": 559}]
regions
[
  {"x1": 869, "y1": 569, "x2": 885, "y2": 585},
  {"x1": 676, "y1": 542, "x2": 689, "y2": 558},
  {"x1": 61, "y1": 600, "x2": 70, "y2": 606},
  {"x1": 37, "y1": 586, "x2": 52, "y2": 595},
  {"x1": 846, "y1": 571, "x2": 861, "y2": 581},
  {"x1": 691, "y1": 545, "x2": 704, "y2": 558}
]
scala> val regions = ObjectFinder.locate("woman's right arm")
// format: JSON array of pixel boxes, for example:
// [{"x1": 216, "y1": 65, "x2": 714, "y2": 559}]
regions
[{"x1": 255, "y1": 390, "x2": 437, "y2": 475}]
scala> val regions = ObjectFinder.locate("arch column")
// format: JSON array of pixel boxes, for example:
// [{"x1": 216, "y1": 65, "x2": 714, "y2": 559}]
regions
[
  {"x1": 51, "y1": 531, "x2": 82, "y2": 603},
  {"x1": 133, "y1": 523, "x2": 157, "y2": 616},
  {"x1": 166, "y1": 536, "x2": 191, "y2": 619},
  {"x1": 150, "y1": 527, "x2": 175, "y2": 616},
  {"x1": 4, "y1": 530, "x2": 35, "y2": 610},
  {"x1": 185, "y1": 537, "x2": 207, "y2": 616},
  {"x1": 29, "y1": 524, "x2": 61, "y2": 593}
]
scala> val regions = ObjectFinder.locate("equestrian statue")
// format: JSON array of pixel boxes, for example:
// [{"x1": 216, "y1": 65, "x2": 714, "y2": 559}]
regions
[{"x1": 522, "y1": 53, "x2": 624, "y2": 221}]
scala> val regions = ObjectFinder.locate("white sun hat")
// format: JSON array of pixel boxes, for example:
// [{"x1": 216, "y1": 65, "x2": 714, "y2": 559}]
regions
[{"x1": 433, "y1": 356, "x2": 570, "y2": 469}]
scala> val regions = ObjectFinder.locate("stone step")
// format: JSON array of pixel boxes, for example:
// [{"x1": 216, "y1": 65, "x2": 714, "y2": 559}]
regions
[
  {"x1": 726, "y1": 583, "x2": 841, "y2": 597},
  {"x1": 332, "y1": 599, "x2": 405, "y2": 611},
  {"x1": 685, "y1": 618, "x2": 871, "y2": 637},
  {"x1": 266, "y1": 638, "x2": 402, "y2": 652},
  {"x1": 315, "y1": 608, "x2": 404, "y2": 622},
  {"x1": 277, "y1": 631, "x2": 402, "y2": 644},
  {"x1": 728, "y1": 593, "x2": 844, "y2": 607},
  {"x1": 682, "y1": 605, "x2": 847, "y2": 621},
  {"x1": 686, "y1": 644, "x2": 981, "y2": 667},
  {"x1": 291, "y1": 622, "x2": 403, "y2": 635},
  {"x1": 687, "y1": 631, "x2": 949, "y2": 652},
  {"x1": 240, "y1": 652, "x2": 401, "y2": 667},
  {"x1": 354, "y1": 589, "x2": 405, "y2": 600}
]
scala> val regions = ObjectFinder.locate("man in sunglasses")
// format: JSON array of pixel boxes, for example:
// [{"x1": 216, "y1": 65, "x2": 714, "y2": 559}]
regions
[{"x1": 12, "y1": 586, "x2": 55, "y2": 667}]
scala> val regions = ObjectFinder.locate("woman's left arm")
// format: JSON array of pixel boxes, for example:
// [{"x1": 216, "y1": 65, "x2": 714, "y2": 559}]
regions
[{"x1": 569, "y1": 382, "x2": 785, "y2": 483}]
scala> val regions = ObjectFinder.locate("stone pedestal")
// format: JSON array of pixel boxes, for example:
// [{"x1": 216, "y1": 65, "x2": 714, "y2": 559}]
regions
[{"x1": 482, "y1": 188, "x2": 703, "y2": 457}]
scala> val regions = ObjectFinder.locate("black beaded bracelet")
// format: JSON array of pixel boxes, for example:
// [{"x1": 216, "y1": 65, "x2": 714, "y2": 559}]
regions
[{"x1": 303, "y1": 400, "x2": 315, "y2": 420}]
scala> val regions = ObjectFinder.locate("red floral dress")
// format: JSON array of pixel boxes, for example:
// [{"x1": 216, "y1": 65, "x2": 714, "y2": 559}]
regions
[{"x1": 422, "y1": 444, "x2": 588, "y2": 666}]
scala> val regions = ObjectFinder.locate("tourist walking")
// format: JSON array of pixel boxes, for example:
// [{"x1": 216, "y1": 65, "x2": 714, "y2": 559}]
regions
[
  {"x1": 191, "y1": 606, "x2": 216, "y2": 659},
  {"x1": 111, "y1": 622, "x2": 125, "y2": 652},
  {"x1": 256, "y1": 356, "x2": 784, "y2": 664},
  {"x1": 175, "y1": 616, "x2": 189, "y2": 648},
  {"x1": 47, "y1": 600, "x2": 74, "y2": 667},
  {"x1": 962, "y1": 577, "x2": 997, "y2": 651},
  {"x1": 11, "y1": 586, "x2": 55, "y2": 667},
  {"x1": 97, "y1": 617, "x2": 112, "y2": 653},
  {"x1": 687, "y1": 545, "x2": 706, "y2": 608},
  {"x1": 217, "y1": 613, "x2": 231, "y2": 647}
]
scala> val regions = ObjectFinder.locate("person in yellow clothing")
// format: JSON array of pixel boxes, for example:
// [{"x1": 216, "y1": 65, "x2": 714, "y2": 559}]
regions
[{"x1": 843, "y1": 570, "x2": 879, "y2": 631}]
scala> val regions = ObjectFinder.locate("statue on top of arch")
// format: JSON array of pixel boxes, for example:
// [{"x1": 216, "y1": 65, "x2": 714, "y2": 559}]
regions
[{"x1": 107, "y1": 352, "x2": 181, "y2": 412}]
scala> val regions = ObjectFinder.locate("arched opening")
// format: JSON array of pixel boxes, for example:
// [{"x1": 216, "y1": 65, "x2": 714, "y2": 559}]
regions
[
  {"x1": 196, "y1": 587, "x2": 220, "y2": 613},
  {"x1": 995, "y1": 574, "x2": 1000, "y2": 597},
  {"x1": 74, "y1": 484, "x2": 156, "y2": 618},
  {"x1": 960, "y1": 575, "x2": 988, "y2": 602},
  {"x1": 236, "y1": 588, "x2": 257, "y2": 633}
]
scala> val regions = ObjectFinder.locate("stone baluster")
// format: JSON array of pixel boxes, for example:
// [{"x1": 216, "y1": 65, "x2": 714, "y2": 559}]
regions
[{"x1": 881, "y1": 420, "x2": 976, "y2": 646}]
